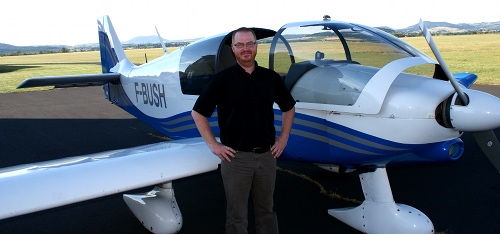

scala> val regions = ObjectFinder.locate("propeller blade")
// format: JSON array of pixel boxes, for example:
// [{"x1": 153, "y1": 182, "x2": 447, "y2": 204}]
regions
[
  {"x1": 418, "y1": 19, "x2": 469, "y2": 105},
  {"x1": 473, "y1": 131, "x2": 500, "y2": 173}
]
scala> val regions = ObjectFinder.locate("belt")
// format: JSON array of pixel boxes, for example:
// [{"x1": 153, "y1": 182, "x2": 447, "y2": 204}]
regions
[{"x1": 239, "y1": 145, "x2": 270, "y2": 154}]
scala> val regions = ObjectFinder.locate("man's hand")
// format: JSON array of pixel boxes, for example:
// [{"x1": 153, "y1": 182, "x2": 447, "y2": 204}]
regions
[
  {"x1": 271, "y1": 135, "x2": 288, "y2": 158},
  {"x1": 271, "y1": 107, "x2": 294, "y2": 158},
  {"x1": 192, "y1": 110, "x2": 236, "y2": 162},
  {"x1": 209, "y1": 142, "x2": 236, "y2": 162}
]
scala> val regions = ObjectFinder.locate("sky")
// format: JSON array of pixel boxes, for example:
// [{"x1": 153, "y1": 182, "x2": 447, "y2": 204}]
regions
[{"x1": 1, "y1": 0, "x2": 499, "y2": 46}]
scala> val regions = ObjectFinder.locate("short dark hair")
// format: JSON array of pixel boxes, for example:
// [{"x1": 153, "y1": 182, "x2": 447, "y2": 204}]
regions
[{"x1": 232, "y1": 27, "x2": 256, "y2": 44}]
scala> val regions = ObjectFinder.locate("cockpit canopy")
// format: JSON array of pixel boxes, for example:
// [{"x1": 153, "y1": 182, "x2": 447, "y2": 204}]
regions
[{"x1": 179, "y1": 20, "x2": 437, "y2": 108}]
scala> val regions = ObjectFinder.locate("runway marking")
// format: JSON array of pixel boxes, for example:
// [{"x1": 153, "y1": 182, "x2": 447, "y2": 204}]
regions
[{"x1": 277, "y1": 166, "x2": 361, "y2": 204}]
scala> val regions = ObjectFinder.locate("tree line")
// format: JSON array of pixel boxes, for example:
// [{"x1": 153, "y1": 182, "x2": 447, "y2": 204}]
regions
[{"x1": 1, "y1": 42, "x2": 190, "y2": 57}]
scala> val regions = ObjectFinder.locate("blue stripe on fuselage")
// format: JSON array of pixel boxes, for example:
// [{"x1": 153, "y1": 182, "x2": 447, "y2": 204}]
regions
[{"x1": 275, "y1": 111, "x2": 463, "y2": 167}]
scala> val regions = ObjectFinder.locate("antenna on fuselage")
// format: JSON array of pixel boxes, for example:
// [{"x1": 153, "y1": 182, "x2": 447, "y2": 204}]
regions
[
  {"x1": 322, "y1": 15, "x2": 331, "y2": 30},
  {"x1": 155, "y1": 26, "x2": 169, "y2": 55}
]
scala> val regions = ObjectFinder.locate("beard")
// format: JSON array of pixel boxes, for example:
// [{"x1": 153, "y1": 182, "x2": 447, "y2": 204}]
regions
[{"x1": 236, "y1": 50, "x2": 255, "y2": 65}]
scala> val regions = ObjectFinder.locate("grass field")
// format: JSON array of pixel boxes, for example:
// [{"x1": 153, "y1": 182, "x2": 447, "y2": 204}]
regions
[
  {"x1": 402, "y1": 34, "x2": 500, "y2": 85},
  {"x1": 0, "y1": 48, "x2": 172, "y2": 93},
  {"x1": 0, "y1": 34, "x2": 499, "y2": 93}
]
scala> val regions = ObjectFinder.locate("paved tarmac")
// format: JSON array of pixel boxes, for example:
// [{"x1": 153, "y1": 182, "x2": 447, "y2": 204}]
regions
[{"x1": 0, "y1": 85, "x2": 499, "y2": 233}]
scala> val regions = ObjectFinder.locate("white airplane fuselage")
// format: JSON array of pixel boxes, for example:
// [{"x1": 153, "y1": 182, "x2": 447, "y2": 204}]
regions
[{"x1": 111, "y1": 48, "x2": 465, "y2": 168}]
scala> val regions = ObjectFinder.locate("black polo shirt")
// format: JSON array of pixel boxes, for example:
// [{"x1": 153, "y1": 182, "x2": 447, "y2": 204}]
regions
[{"x1": 193, "y1": 62, "x2": 296, "y2": 151}]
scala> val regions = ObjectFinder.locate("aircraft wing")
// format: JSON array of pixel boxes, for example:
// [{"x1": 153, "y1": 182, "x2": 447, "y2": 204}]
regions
[
  {"x1": 17, "y1": 73, "x2": 121, "y2": 89},
  {"x1": 0, "y1": 137, "x2": 220, "y2": 219}
]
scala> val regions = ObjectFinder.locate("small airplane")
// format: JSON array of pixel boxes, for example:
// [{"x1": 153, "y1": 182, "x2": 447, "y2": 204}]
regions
[{"x1": 1, "y1": 15, "x2": 500, "y2": 233}]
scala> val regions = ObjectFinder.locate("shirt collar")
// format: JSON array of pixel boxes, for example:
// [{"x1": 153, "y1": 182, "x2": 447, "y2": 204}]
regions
[{"x1": 234, "y1": 61, "x2": 259, "y2": 74}]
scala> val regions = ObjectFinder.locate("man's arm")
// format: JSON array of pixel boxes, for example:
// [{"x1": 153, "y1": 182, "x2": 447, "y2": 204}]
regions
[
  {"x1": 271, "y1": 106, "x2": 295, "y2": 158},
  {"x1": 191, "y1": 110, "x2": 236, "y2": 162}
]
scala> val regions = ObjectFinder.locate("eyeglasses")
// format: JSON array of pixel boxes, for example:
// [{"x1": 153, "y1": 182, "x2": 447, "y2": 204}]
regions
[{"x1": 233, "y1": 42, "x2": 257, "y2": 49}]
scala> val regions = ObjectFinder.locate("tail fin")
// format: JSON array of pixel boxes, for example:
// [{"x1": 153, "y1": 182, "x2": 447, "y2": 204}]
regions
[{"x1": 97, "y1": 15, "x2": 133, "y2": 73}]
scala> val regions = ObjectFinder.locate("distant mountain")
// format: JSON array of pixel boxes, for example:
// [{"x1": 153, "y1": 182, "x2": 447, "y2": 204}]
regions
[
  {"x1": 0, "y1": 43, "x2": 68, "y2": 55},
  {"x1": 124, "y1": 36, "x2": 165, "y2": 44},
  {"x1": 123, "y1": 35, "x2": 199, "y2": 44},
  {"x1": 397, "y1": 21, "x2": 500, "y2": 33}
]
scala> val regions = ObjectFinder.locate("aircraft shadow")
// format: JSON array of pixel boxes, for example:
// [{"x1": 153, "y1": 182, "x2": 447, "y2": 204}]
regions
[{"x1": 0, "y1": 65, "x2": 39, "y2": 74}]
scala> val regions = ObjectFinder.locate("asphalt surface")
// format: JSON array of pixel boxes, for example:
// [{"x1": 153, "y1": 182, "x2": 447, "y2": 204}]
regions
[{"x1": 0, "y1": 85, "x2": 499, "y2": 233}]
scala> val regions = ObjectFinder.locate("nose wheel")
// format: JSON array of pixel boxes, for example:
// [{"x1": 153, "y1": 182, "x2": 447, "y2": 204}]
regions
[{"x1": 328, "y1": 168, "x2": 434, "y2": 233}]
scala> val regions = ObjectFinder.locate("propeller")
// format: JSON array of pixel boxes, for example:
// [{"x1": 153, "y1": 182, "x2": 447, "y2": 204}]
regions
[
  {"x1": 418, "y1": 19, "x2": 469, "y2": 105},
  {"x1": 419, "y1": 19, "x2": 500, "y2": 173}
]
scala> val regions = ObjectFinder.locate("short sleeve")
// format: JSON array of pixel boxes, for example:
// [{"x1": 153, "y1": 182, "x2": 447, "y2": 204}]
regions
[{"x1": 192, "y1": 75, "x2": 219, "y2": 117}]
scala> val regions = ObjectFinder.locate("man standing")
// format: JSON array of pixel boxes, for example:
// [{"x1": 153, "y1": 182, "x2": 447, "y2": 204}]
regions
[{"x1": 191, "y1": 27, "x2": 295, "y2": 233}]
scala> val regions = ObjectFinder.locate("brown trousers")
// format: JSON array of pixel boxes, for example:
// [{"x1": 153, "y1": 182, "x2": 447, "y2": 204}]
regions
[{"x1": 221, "y1": 151, "x2": 279, "y2": 234}]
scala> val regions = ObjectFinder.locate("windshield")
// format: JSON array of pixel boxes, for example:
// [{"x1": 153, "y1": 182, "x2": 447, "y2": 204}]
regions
[
  {"x1": 268, "y1": 21, "x2": 434, "y2": 107},
  {"x1": 270, "y1": 22, "x2": 423, "y2": 74}
]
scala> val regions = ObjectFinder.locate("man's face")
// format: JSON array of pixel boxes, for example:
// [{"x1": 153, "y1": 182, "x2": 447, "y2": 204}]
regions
[{"x1": 232, "y1": 31, "x2": 257, "y2": 64}]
